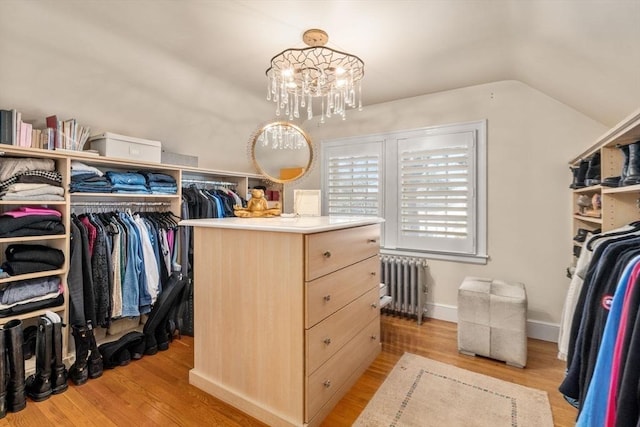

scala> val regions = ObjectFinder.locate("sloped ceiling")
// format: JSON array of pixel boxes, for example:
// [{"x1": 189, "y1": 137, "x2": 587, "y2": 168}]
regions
[{"x1": 1, "y1": 0, "x2": 639, "y2": 127}]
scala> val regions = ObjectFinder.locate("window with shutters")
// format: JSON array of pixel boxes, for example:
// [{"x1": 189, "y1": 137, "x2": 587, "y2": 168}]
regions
[{"x1": 321, "y1": 120, "x2": 487, "y2": 263}]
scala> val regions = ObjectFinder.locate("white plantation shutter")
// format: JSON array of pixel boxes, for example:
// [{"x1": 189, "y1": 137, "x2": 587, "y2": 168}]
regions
[
  {"x1": 323, "y1": 141, "x2": 383, "y2": 217},
  {"x1": 321, "y1": 120, "x2": 486, "y2": 262},
  {"x1": 397, "y1": 132, "x2": 476, "y2": 254}
]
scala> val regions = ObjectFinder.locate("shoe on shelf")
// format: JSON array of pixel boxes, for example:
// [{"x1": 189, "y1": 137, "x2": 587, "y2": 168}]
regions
[
  {"x1": 601, "y1": 176, "x2": 621, "y2": 187},
  {"x1": 573, "y1": 229, "x2": 589, "y2": 243}
]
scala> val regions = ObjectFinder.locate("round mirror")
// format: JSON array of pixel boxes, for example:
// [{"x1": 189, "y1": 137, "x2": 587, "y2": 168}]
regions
[{"x1": 251, "y1": 121, "x2": 313, "y2": 183}]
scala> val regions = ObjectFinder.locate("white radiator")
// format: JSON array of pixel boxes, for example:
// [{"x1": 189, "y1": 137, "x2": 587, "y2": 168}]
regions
[{"x1": 380, "y1": 255, "x2": 428, "y2": 325}]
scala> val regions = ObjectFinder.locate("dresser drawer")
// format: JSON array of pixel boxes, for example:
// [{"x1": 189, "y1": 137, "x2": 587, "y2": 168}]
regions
[
  {"x1": 306, "y1": 255, "x2": 379, "y2": 328},
  {"x1": 306, "y1": 317, "x2": 380, "y2": 421},
  {"x1": 306, "y1": 286, "x2": 379, "y2": 375},
  {"x1": 306, "y1": 224, "x2": 380, "y2": 281}
]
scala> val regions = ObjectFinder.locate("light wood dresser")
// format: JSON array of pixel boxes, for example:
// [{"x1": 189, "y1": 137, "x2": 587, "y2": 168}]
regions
[{"x1": 179, "y1": 216, "x2": 384, "y2": 427}]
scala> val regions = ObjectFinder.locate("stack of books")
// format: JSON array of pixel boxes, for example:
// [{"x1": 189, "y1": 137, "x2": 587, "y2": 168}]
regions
[{"x1": 0, "y1": 109, "x2": 91, "y2": 151}]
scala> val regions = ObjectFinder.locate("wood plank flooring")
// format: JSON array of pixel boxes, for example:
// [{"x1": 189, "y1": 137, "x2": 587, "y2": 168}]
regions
[{"x1": 0, "y1": 316, "x2": 577, "y2": 426}]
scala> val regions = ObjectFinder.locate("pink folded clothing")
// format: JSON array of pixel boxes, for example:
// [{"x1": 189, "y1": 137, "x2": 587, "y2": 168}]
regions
[{"x1": 2, "y1": 207, "x2": 62, "y2": 218}]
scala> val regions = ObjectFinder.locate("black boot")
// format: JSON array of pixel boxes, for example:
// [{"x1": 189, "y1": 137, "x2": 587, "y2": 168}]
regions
[
  {"x1": 25, "y1": 317, "x2": 52, "y2": 401},
  {"x1": 584, "y1": 152, "x2": 601, "y2": 186},
  {"x1": 44, "y1": 311, "x2": 68, "y2": 394},
  {"x1": 0, "y1": 325, "x2": 6, "y2": 418},
  {"x1": 623, "y1": 141, "x2": 640, "y2": 186},
  {"x1": 569, "y1": 159, "x2": 588, "y2": 189},
  {"x1": 3, "y1": 319, "x2": 26, "y2": 412},
  {"x1": 618, "y1": 143, "x2": 631, "y2": 186},
  {"x1": 86, "y1": 322, "x2": 103, "y2": 379},
  {"x1": 69, "y1": 325, "x2": 90, "y2": 386},
  {"x1": 143, "y1": 273, "x2": 186, "y2": 355}
]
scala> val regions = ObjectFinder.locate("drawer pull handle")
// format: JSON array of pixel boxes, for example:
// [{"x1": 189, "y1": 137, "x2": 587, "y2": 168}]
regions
[
  {"x1": 323, "y1": 338, "x2": 332, "y2": 345},
  {"x1": 371, "y1": 335, "x2": 377, "y2": 341},
  {"x1": 367, "y1": 239, "x2": 377, "y2": 243},
  {"x1": 371, "y1": 303, "x2": 378, "y2": 309},
  {"x1": 323, "y1": 251, "x2": 332, "y2": 258},
  {"x1": 323, "y1": 294, "x2": 331, "y2": 302},
  {"x1": 323, "y1": 380, "x2": 331, "y2": 388},
  {"x1": 370, "y1": 272, "x2": 376, "y2": 276}
]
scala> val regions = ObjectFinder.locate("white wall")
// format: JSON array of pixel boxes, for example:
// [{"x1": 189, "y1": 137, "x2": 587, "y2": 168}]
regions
[
  {"x1": 0, "y1": 1, "x2": 271, "y2": 173},
  {"x1": 290, "y1": 80, "x2": 608, "y2": 339}
]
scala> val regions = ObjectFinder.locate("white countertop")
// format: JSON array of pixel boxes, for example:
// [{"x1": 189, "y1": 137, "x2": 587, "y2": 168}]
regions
[{"x1": 179, "y1": 216, "x2": 384, "y2": 233}]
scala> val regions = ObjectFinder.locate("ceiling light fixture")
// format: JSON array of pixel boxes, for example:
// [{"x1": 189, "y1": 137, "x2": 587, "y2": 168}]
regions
[{"x1": 266, "y1": 29, "x2": 364, "y2": 123}]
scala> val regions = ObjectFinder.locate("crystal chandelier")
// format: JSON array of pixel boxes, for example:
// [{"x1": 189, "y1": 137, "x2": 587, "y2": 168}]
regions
[
  {"x1": 266, "y1": 29, "x2": 364, "y2": 123},
  {"x1": 258, "y1": 123, "x2": 307, "y2": 150}
]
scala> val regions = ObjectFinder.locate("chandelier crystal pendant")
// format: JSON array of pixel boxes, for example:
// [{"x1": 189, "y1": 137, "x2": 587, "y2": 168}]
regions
[
  {"x1": 258, "y1": 123, "x2": 307, "y2": 150},
  {"x1": 266, "y1": 29, "x2": 364, "y2": 123}
]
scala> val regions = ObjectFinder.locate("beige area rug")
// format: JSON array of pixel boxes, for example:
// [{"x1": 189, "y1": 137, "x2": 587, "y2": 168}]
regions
[{"x1": 353, "y1": 353, "x2": 553, "y2": 427}]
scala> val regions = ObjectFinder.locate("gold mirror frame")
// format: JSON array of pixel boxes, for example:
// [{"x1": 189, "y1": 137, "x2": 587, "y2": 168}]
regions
[{"x1": 250, "y1": 121, "x2": 313, "y2": 184}]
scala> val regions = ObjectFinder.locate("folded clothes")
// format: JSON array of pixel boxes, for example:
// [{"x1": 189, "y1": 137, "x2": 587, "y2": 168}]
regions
[
  {"x1": 149, "y1": 180, "x2": 176, "y2": 186},
  {"x1": 12, "y1": 171, "x2": 62, "y2": 186},
  {"x1": 106, "y1": 171, "x2": 147, "y2": 186},
  {"x1": 2, "y1": 207, "x2": 61, "y2": 218},
  {"x1": 0, "y1": 214, "x2": 62, "y2": 234},
  {"x1": 2, "y1": 183, "x2": 65, "y2": 198},
  {"x1": 0, "y1": 293, "x2": 64, "y2": 318},
  {"x1": 1, "y1": 261, "x2": 60, "y2": 276},
  {"x1": 111, "y1": 183, "x2": 150, "y2": 193},
  {"x1": 139, "y1": 171, "x2": 177, "y2": 184},
  {"x1": 69, "y1": 186, "x2": 113, "y2": 194},
  {"x1": 6, "y1": 183, "x2": 50, "y2": 191},
  {"x1": 1, "y1": 194, "x2": 65, "y2": 201},
  {"x1": 0, "y1": 276, "x2": 61, "y2": 305},
  {"x1": 149, "y1": 188, "x2": 177, "y2": 195},
  {"x1": 71, "y1": 172, "x2": 104, "y2": 181},
  {"x1": 0, "y1": 222, "x2": 65, "y2": 238},
  {"x1": 0, "y1": 158, "x2": 55, "y2": 182},
  {"x1": 0, "y1": 215, "x2": 64, "y2": 238},
  {"x1": 0, "y1": 170, "x2": 62, "y2": 191},
  {"x1": 72, "y1": 174, "x2": 108, "y2": 181},
  {"x1": 71, "y1": 161, "x2": 104, "y2": 176},
  {"x1": 6, "y1": 244, "x2": 65, "y2": 266}
]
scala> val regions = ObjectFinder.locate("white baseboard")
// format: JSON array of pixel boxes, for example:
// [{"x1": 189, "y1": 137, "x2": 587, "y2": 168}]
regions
[{"x1": 424, "y1": 303, "x2": 559, "y2": 343}]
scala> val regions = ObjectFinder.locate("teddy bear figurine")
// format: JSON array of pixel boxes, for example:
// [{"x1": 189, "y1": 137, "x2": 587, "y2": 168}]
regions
[{"x1": 233, "y1": 188, "x2": 281, "y2": 218}]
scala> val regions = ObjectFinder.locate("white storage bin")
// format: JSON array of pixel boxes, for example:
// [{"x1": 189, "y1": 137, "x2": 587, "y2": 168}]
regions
[{"x1": 88, "y1": 132, "x2": 162, "y2": 163}]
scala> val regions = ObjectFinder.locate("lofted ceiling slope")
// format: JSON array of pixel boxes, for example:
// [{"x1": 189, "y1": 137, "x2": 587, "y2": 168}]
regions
[{"x1": 1, "y1": 0, "x2": 639, "y2": 128}]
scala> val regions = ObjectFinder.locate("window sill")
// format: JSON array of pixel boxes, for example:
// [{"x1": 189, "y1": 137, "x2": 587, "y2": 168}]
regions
[{"x1": 380, "y1": 248, "x2": 489, "y2": 265}]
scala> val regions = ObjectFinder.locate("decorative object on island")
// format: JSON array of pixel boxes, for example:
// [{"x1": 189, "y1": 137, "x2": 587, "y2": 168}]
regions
[
  {"x1": 293, "y1": 189, "x2": 321, "y2": 216},
  {"x1": 266, "y1": 29, "x2": 364, "y2": 123},
  {"x1": 250, "y1": 121, "x2": 313, "y2": 183},
  {"x1": 233, "y1": 188, "x2": 281, "y2": 217}
]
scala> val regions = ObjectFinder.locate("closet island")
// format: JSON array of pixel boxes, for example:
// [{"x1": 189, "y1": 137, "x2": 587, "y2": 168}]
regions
[{"x1": 180, "y1": 216, "x2": 384, "y2": 427}]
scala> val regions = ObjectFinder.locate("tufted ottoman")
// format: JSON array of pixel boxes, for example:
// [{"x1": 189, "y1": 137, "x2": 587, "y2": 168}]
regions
[{"x1": 457, "y1": 276, "x2": 528, "y2": 368}]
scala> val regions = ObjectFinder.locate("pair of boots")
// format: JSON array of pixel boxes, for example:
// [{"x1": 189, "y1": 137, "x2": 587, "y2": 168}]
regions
[
  {"x1": 24, "y1": 311, "x2": 68, "y2": 401},
  {"x1": 570, "y1": 152, "x2": 600, "y2": 188},
  {"x1": 98, "y1": 331, "x2": 145, "y2": 369},
  {"x1": 601, "y1": 141, "x2": 640, "y2": 187},
  {"x1": 0, "y1": 319, "x2": 27, "y2": 418},
  {"x1": 69, "y1": 321, "x2": 103, "y2": 386}
]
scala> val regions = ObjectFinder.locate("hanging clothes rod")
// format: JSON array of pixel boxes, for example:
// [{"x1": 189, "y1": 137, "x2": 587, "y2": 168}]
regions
[
  {"x1": 71, "y1": 201, "x2": 172, "y2": 207},
  {"x1": 71, "y1": 201, "x2": 173, "y2": 213},
  {"x1": 181, "y1": 178, "x2": 237, "y2": 187}
]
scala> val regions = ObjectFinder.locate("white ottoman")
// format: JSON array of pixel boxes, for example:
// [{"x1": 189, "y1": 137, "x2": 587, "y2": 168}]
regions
[{"x1": 457, "y1": 276, "x2": 528, "y2": 368}]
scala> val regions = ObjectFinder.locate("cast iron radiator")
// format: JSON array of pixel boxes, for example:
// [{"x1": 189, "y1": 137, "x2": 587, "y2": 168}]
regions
[{"x1": 380, "y1": 255, "x2": 428, "y2": 325}]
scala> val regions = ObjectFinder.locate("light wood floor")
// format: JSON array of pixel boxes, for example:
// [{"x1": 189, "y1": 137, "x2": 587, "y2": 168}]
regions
[{"x1": 0, "y1": 316, "x2": 577, "y2": 426}]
